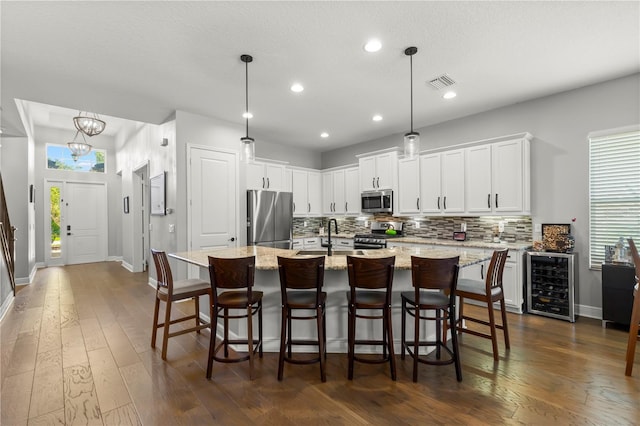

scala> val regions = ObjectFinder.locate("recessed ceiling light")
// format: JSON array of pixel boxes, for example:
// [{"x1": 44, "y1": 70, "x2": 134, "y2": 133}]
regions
[
  {"x1": 372, "y1": 115, "x2": 383, "y2": 122},
  {"x1": 242, "y1": 112, "x2": 253, "y2": 119},
  {"x1": 320, "y1": 132, "x2": 329, "y2": 138},
  {"x1": 443, "y1": 91, "x2": 457, "y2": 99},
  {"x1": 364, "y1": 39, "x2": 382, "y2": 53},
  {"x1": 290, "y1": 83, "x2": 304, "y2": 93}
]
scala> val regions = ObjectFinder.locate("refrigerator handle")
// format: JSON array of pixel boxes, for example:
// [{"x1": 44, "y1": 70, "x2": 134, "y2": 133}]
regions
[{"x1": 262, "y1": 177, "x2": 265, "y2": 188}]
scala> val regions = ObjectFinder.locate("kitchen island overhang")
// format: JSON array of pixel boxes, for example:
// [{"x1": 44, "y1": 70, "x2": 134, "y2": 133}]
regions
[{"x1": 169, "y1": 246, "x2": 491, "y2": 354}]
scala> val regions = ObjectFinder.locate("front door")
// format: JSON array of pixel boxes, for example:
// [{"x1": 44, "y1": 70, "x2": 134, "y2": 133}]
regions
[
  {"x1": 66, "y1": 182, "x2": 108, "y2": 264},
  {"x1": 188, "y1": 147, "x2": 238, "y2": 275}
]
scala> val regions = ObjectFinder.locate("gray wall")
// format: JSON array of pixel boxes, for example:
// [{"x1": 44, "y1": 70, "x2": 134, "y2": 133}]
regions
[
  {"x1": 1, "y1": 135, "x2": 35, "y2": 281},
  {"x1": 322, "y1": 73, "x2": 640, "y2": 313}
]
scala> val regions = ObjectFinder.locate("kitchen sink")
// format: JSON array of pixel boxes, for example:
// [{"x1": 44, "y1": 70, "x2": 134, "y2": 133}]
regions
[{"x1": 295, "y1": 250, "x2": 365, "y2": 256}]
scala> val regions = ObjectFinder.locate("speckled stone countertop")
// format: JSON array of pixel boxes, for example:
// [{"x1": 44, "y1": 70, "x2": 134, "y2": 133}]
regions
[
  {"x1": 293, "y1": 233, "x2": 355, "y2": 239},
  {"x1": 170, "y1": 245, "x2": 490, "y2": 271},
  {"x1": 389, "y1": 237, "x2": 532, "y2": 251}
]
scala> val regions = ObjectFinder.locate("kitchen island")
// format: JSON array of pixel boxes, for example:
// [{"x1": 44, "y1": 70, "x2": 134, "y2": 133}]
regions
[{"x1": 170, "y1": 245, "x2": 491, "y2": 353}]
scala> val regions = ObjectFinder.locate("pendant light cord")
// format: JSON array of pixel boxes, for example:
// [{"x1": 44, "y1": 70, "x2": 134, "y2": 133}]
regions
[
  {"x1": 410, "y1": 53, "x2": 414, "y2": 133},
  {"x1": 245, "y1": 59, "x2": 249, "y2": 139}
]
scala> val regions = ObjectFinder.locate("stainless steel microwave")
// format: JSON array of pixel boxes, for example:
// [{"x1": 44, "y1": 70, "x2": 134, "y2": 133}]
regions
[{"x1": 361, "y1": 190, "x2": 393, "y2": 213}]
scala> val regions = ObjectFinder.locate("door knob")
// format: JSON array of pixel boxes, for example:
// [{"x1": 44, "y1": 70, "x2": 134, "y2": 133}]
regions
[{"x1": 229, "y1": 237, "x2": 235, "y2": 242}]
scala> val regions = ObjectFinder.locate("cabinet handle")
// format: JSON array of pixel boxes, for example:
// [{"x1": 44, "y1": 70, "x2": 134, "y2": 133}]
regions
[
  {"x1": 481, "y1": 263, "x2": 484, "y2": 280},
  {"x1": 443, "y1": 196, "x2": 447, "y2": 210},
  {"x1": 437, "y1": 196, "x2": 440, "y2": 210},
  {"x1": 372, "y1": 177, "x2": 375, "y2": 188},
  {"x1": 293, "y1": 202, "x2": 296, "y2": 212},
  {"x1": 495, "y1": 193, "x2": 499, "y2": 208},
  {"x1": 416, "y1": 198, "x2": 420, "y2": 210},
  {"x1": 345, "y1": 202, "x2": 348, "y2": 212},
  {"x1": 262, "y1": 177, "x2": 265, "y2": 188},
  {"x1": 308, "y1": 203, "x2": 310, "y2": 213},
  {"x1": 376, "y1": 177, "x2": 380, "y2": 188},
  {"x1": 487, "y1": 194, "x2": 491, "y2": 209},
  {"x1": 267, "y1": 177, "x2": 270, "y2": 188}
]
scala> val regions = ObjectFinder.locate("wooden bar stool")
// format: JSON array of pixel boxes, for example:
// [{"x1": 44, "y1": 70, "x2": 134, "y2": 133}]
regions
[
  {"x1": 150, "y1": 249, "x2": 212, "y2": 360},
  {"x1": 625, "y1": 238, "x2": 640, "y2": 376},
  {"x1": 207, "y1": 256, "x2": 263, "y2": 380},
  {"x1": 455, "y1": 248, "x2": 510, "y2": 361},
  {"x1": 346, "y1": 255, "x2": 396, "y2": 380},
  {"x1": 277, "y1": 256, "x2": 327, "y2": 382},
  {"x1": 401, "y1": 256, "x2": 462, "y2": 382}
]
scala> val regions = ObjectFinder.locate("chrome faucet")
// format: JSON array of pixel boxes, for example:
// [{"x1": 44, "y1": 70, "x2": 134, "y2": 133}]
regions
[{"x1": 326, "y1": 218, "x2": 339, "y2": 256}]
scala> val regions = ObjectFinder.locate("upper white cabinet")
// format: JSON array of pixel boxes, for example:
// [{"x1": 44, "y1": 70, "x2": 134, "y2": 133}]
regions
[
  {"x1": 247, "y1": 161, "x2": 286, "y2": 190},
  {"x1": 322, "y1": 166, "x2": 360, "y2": 215},
  {"x1": 419, "y1": 154, "x2": 442, "y2": 214},
  {"x1": 322, "y1": 169, "x2": 346, "y2": 214},
  {"x1": 291, "y1": 168, "x2": 321, "y2": 217},
  {"x1": 466, "y1": 136, "x2": 531, "y2": 215},
  {"x1": 344, "y1": 167, "x2": 360, "y2": 215},
  {"x1": 398, "y1": 157, "x2": 421, "y2": 214},
  {"x1": 441, "y1": 149, "x2": 466, "y2": 213},
  {"x1": 359, "y1": 150, "x2": 398, "y2": 191}
]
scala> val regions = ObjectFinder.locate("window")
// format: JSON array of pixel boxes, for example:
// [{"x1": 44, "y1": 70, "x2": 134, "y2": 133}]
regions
[
  {"x1": 46, "y1": 144, "x2": 106, "y2": 173},
  {"x1": 589, "y1": 127, "x2": 640, "y2": 269}
]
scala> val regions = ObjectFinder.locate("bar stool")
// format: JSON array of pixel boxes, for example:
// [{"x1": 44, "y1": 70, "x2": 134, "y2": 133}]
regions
[
  {"x1": 455, "y1": 248, "x2": 510, "y2": 361},
  {"x1": 277, "y1": 256, "x2": 327, "y2": 382},
  {"x1": 150, "y1": 249, "x2": 212, "y2": 360},
  {"x1": 625, "y1": 238, "x2": 640, "y2": 376},
  {"x1": 207, "y1": 256, "x2": 263, "y2": 380},
  {"x1": 346, "y1": 255, "x2": 396, "y2": 380},
  {"x1": 401, "y1": 256, "x2": 462, "y2": 382}
]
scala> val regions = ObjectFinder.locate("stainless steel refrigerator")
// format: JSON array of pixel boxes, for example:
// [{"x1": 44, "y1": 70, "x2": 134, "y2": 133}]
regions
[{"x1": 247, "y1": 190, "x2": 293, "y2": 249}]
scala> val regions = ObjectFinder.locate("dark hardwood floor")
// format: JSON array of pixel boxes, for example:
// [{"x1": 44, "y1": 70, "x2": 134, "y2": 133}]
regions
[{"x1": 1, "y1": 261, "x2": 638, "y2": 425}]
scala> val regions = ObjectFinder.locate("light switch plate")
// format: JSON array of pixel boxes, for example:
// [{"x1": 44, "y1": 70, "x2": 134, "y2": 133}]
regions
[{"x1": 169, "y1": 224, "x2": 175, "y2": 233}]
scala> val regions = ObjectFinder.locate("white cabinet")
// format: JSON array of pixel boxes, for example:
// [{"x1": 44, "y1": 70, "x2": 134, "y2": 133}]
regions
[
  {"x1": 465, "y1": 137, "x2": 530, "y2": 214},
  {"x1": 359, "y1": 151, "x2": 398, "y2": 191},
  {"x1": 247, "y1": 162, "x2": 286, "y2": 190},
  {"x1": 344, "y1": 167, "x2": 360, "y2": 215},
  {"x1": 321, "y1": 237, "x2": 354, "y2": 249},
  {"x1": 291, "y1": 168, "x2": 321, "y2": 217},
  {"x1": 322, "y1": 169, "x2": 346, "y2": 214},
  {"x1": 398, "y1": 157, "x2": 421, "y2": 214},
  {"x1": 418, "y1": 150, "x2": 465, "y2": 215}
]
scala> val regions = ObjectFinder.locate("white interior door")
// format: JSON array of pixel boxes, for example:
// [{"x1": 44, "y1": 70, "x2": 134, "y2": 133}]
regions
[
  {"x1": 133, "y1": 163, "x2": 149, "y2": 272},
  {"x1": 188, "y1": 147, "x2": 238, "y2": 266},
  {"x1": 66, "y1": 182, "x2": 108, "y2": 264}
]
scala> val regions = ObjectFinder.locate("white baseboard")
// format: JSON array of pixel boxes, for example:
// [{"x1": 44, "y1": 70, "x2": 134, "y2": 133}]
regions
[
  {"x1": 108, "y1": 256, "x2": 123, "y2": 262},
  {"x1": 121, "y1": 261, "x2": 134, "y2": 272},
  {"x1": 0, "y1": 294, "x2": 15, "y2": 322},
  {"x1": 148, "y1": 277, "x2": 157, "y2": 289},
  {"x1": 576, "y1": 304, "x2": 602, "y2": 320}
]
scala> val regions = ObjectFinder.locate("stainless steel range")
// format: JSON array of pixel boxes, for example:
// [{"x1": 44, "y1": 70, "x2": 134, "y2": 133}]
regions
[{"x1": 353, "y1": 221, "x2": 404, "y2": 249}]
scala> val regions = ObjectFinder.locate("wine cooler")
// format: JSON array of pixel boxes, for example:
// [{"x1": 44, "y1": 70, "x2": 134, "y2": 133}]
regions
[{"x1": 526, "y1": 252, "x2": 577, "y2": 322}]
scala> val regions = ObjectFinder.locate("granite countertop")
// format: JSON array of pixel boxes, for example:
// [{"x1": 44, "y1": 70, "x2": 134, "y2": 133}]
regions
[
  {"x1": 390, "y1": 237, "x2": 532, "y2": 251},
  {"x1": 293, "y1": 233, "x2": 355, "y2": 239},
  {"x1": 170, "y1": 245, "x2": 490, "y2": 271}
]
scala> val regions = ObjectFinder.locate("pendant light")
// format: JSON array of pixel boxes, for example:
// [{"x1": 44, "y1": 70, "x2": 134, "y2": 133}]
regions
[
  {"x1": 67, "y1": 129, "x2": 93, "y2": 161},
  {"x1": 73, "y1": 111, "x2": 106, "y2": 137},
  {"x1": 403, "y1": 46, "x2": 420, "y2": 158},
  {"x1": 240, "y1": 54, "x2": 255, "y2": 163}
]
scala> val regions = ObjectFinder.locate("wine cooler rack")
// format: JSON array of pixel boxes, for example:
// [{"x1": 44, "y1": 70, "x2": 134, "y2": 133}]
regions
[{"x1": 526, "y1": 252, "x2": 577, "y2": 322}]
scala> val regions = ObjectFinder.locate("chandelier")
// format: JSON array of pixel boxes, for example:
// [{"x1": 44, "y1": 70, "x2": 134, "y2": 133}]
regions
[
  {"x1": 240, "y1": 54, "x2": 255, "y2": 163},
  {"x1": 403, "y1": 46, "x2": 420, "y2": 158},
  {"x1": 67, "y1": 130, "x2": 93, "y2": 161},
  {"x1": 73, "y1": 111, "x2": 106, "y2": 137}
]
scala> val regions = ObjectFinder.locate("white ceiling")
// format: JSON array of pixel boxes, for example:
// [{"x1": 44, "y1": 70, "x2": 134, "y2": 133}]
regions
[{"x1": 1, "y1": 1, "x2": 638, "y2": 152}]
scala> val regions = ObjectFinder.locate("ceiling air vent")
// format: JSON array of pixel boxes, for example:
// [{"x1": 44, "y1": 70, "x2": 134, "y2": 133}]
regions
[{"x1": 428, "y1": 74, "x2": 456, "y2": 90}]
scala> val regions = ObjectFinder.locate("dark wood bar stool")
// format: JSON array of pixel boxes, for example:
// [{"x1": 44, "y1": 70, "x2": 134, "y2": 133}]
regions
[
  {"x1": 401, "y1": 256, "x2": 461, "y2": 382},
  {"x1": 455, "y1": 248, "x2": 510, "y2": 361},
  {"x1": 346, "y1": 255, "x2": 396, "y2": 380},
  {"x1": 625, "y1": 238, "x2": 640, "y2": 376},
  {"x1": 277, "y1": 256, "x2": 327, "y2": 382},
  {"x1": 207, "y1": 256, "x2": 263, "y2": 380},
  {"x1": 150, "y1": 249, "x2": 212, "y2": 360}
]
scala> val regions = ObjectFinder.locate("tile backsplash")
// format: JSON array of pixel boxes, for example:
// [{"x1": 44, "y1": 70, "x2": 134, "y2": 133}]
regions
[{"x1": 294, "y1": 215, "x2": 532, "y2": 243}]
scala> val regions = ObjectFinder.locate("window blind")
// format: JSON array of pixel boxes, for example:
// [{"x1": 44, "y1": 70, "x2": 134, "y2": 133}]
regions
[{"x1": 589, "y1": 129, "x2": 640, "y2": 269}]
